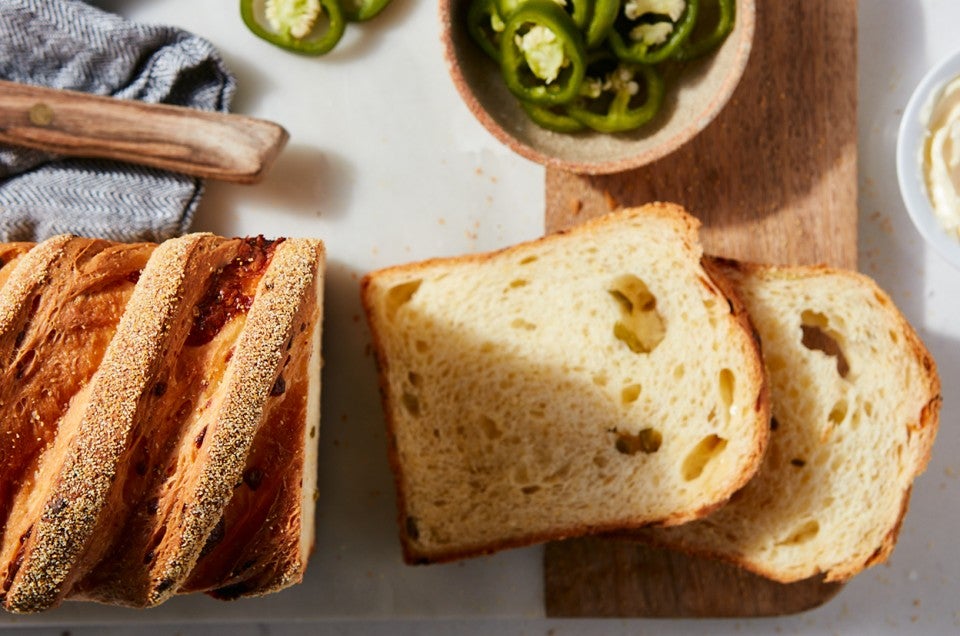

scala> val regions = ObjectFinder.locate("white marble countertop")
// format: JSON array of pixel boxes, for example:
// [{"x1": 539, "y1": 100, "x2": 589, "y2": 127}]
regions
[{"x1": 6, "y1": 0, "x2": 960, "y2": 633}]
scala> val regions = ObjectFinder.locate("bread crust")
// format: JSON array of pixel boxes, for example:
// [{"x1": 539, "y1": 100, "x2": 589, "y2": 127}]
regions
[
  {"x1": 2, "y1": 234, "x2": 226, "y2": 612},
  {"x1": 143, "y1": 238, "x2": 324, "y2": 606},
  {"x1": 628, "y1": 257, "x2": 942, "y2": 584},
  {"x1": 0, "y1": 235, "x2": 325, "y2": 612},
  {"x1": 362, "y1": 204, "x2": 770, "y2": 564}
]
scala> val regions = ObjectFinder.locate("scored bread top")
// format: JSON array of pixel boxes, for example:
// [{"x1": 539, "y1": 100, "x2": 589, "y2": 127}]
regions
[
  {"x1": 634, "y1": 259, "x2": 941, "y2": 583},
  {"x1": 0, "y1": 237, "x2": 154, "y2": 605},
  {"x1": 2, "y1": 234, "x2": 226, "y2": 612},
  {"x1": 362, "y1": 203, "x2": 770, "y2": 563},
  {"x1": 142, "y1": 237, "x2": 324, "y2": 606},
  {"x1": 1, "y1": 235, "x2": 326, "y2": 611}
]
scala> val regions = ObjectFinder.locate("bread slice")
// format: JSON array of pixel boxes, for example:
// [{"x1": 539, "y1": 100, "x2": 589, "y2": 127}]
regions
[
  {"x1": 631, "y1": 259, "x2": 941, "y2": 583},
  {"x1": 179, "y1": 249, "x2": 324, "y2": 601},
  {"x1": 0, "y1": 235, "x2": 325, "y2": 612},
  {"x1": 361, "y1": 204, "x2": 770, "y2": 564},
  {"x1": 0, "y1": 236, "x2": 155, "y2": 605}
]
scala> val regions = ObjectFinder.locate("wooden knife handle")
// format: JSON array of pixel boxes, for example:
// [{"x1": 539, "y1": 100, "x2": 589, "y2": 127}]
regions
[{"x1": 0, "y1": 80, "x2": 288, "y2": 184}]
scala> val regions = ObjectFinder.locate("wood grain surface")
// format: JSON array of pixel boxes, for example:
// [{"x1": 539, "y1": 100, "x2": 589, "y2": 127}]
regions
[
  {"x1": 543, "y1": 0, "x2": 858, "y2": 617},
  {"x1": 0, "y1": 80, "x2": 288, "y2": 184}
]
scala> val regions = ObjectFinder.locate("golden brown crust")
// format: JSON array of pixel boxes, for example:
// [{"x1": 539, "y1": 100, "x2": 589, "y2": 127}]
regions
[
  {"x1": 0, "y1": 234, "x2": 325, "y2": 612},
  {"x1": 3, "y1": 234, "x2": 224, "y2": 613},
  {"x1": 63, "y1": 236, "x2": 260, "y2": 607},
  {"x1": 0, "y1": 237, "x2": 72, "y2": 349},
  {"x1": 0, "y1": 237, "x2": 156, "y2": 606},
  {"x1": 145, "y1": 238, "x2": 324, "y2": 606},
  {"x1": 180, "y1": 241, "x2": 325, "y2": 600},
  {"x1": 362, "y1": 204, "x2": 768, "y2": 565},
  {"x1": 0, "y1": 243, "x2": 35, "y2": 289}
]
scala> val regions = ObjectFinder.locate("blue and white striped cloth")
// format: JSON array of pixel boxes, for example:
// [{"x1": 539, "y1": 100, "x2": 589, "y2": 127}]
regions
[{"x1": 0, "y1": 0, "x2": 236, "y2": 242}]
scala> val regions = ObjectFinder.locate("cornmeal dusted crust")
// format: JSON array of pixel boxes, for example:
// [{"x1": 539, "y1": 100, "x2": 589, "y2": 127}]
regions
[
  {"x1": 3, "y1": 234, "x2": 225, "y2": 612},
  {"x1": 145, "y1": 238, "x2": 324, "y2": 606},
  {"x1": 0, "y1": 235, "x2": 325, "y2": 612},
  {"x1": 0, "y1": 236, "x2": 71, "y2": 346}
]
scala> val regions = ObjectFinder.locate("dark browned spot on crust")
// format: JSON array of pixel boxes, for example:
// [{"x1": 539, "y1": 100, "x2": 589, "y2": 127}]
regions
[
  {"x1": 243, "y1": 467, "x2": 263, "y2": 491},
  {"x1": 790, "y1": 458, "x2": 806, "y2": 467},
  {"x1": 186, "y1": 236, "x2": 281, "y2": 347},
  {"x1": 235, "y1": 559, "x2": 257, "y2": 576},
  {"x1": 770, "y1": 417, "x2": 779, "y2": 431},
  {"x1": 14, "y1": 348, "x2": 35, "y2": 380},
  {"x1": 46, "y1": 496, "x2": 68, "y2": 518},
  {"x1": 146, "y1": 497, "x2": 159, "y2": 515},
  {"x1": 210, "y1": 580, "x2": 254, "y2": 600},
  {"x1": 270, "y1": 375, "x2": 286, "y2": 396},
  {"x1": 405, "y1": 516, "x2": 420, "y2": 541},
  {"x1": 152, "y1": 381, "x2": 167, "y2": 397},
  {"x1": 199, "y1": 518, "x2": 226, "y2": 558},
  {"x1": 154, "y1": 578, "x2": 175, "y2": 594},
  {"x1": 195, "y1": 425, "x2": 207, "y2": 448}
]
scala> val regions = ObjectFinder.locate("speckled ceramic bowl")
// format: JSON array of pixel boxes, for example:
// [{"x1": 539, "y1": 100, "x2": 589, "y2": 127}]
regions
[
  {"x1": 440, "y1": 0, "x2": 756, "y2": 175},
  {"x1": 897, "y1": 46, "x2": 960, "y2": 271}
]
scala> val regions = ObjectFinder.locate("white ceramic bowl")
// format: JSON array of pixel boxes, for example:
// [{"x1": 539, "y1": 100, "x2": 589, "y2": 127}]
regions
[{"x1": 896, "y1": 47, "x2": 960, "y2": 270}]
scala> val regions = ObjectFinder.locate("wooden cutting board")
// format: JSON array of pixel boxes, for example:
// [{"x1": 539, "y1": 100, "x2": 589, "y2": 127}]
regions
[{"x1": 543, "y1": 0, "x2": 857, "y2": 618}]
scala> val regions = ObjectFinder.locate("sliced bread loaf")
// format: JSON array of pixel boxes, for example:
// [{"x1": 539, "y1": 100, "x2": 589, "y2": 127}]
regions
[
  {"x1": 0, "y1": 237, "x2": 154, "y2": 607},
  {"x1": 0, "y1": 235, "x2": 325, "y2": 612},
  {"x1": 361, "y1": 204, "x2": 770, "y2": 564},
  {"x1": 632, "y1": 259, "x2": 941, "y2": 583}
]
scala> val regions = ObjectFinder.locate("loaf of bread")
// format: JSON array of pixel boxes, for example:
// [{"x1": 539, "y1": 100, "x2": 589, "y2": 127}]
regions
[
  {"x1": 0, "y1": 233, "x2": 325, "y2": 612},
  {"x1": 630, "y1": 259, "x2": 941, "y2": 582},
  {"x1": 361, "y1": 204, "x2": 770, "y2": 564}
]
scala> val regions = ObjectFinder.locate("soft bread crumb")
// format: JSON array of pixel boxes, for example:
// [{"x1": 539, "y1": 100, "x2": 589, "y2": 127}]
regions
[
  {"x1": 634, "y1": 259, "x2": 941, "y2": 583},
  {"x1": 362, "y1": 204, "x2": 770, "y2": 563}
]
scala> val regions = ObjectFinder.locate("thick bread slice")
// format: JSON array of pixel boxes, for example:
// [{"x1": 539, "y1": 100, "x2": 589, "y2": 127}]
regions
[
  {"x1": 142, "y1": 238, "x2": 325, "y2": 606},
  {"x1": 633, "y1": 259, "x2": 941, "y2": 583},
  {"x1": 181, "y1": 242, "x2": 324, "y2": 599},
  {"x1": 1, "y1": 234, "x2": 226, "y2": 613},
  {"x1": 361, "y1": 204, "x2": 770, "y2": 564},
  {"x1": 69, "y1": 237, "x2": 325, "y2": 608},
  {"x1": 0, "y1": 237, "x2": 154, "y2": 605}
]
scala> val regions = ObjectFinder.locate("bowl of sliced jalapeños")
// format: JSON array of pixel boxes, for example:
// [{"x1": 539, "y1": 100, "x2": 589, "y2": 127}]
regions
[{"x1": 441, "y1": 0, "x2": 755, "y2": 174}]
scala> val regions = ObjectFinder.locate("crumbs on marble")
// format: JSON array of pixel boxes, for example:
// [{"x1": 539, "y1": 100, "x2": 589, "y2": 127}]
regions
[{"x1": 867, "y1": 210, "x2": 894, "y2": 235}]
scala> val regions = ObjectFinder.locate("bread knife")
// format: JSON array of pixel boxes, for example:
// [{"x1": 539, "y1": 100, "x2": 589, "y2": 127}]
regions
[{"x1": 0, "y1": 79, "x2": 288, "y2": 184}]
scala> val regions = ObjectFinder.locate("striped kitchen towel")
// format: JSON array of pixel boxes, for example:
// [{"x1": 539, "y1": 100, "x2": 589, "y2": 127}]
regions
[{"x1": 0, "y1": 0, "x2": 236, "y2": 242}]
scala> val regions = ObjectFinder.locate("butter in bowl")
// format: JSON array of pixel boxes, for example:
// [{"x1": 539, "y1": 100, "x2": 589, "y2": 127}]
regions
[{"x1": 897, "y1": 46, "x2": 960, "y2": 269}]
